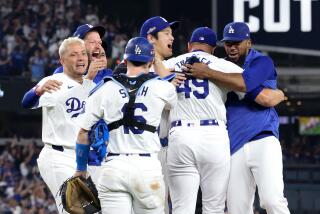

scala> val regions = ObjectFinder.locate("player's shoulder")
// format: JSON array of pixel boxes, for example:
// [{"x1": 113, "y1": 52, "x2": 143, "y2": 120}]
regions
[
  {"x1": 89, "y1": 75, "x2": 115, "y2": 96},
  {"x1": 249, "y1": 49, "x2": 274, "y2": 65},
  {"x1": 37, "y1": 73, "x2": 63, "y2": 85},
  {"x1": 212, "y1": 57, "x2": 243, "y2": 73}
]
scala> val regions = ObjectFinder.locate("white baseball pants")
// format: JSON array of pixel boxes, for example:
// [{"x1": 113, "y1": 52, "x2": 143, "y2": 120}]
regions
[
  {"x1": 167, "y1": 123, "x2": 230, "y2": 214},
  {"x1": 97, "y1": 154, "x2": 165, "y2": 214},
  {"x1": 227, "y1": 136, "x2": 290, "y2": 214},
  {"x1": 37, "y1": 145, "x2": 76, "y2": 214}
]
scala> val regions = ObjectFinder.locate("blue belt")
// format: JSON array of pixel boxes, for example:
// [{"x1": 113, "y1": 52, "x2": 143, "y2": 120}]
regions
[
  {"x1": 171, "y1": 119, "x2": 219, "y2": 128},
  {"x1": 107, "y1": 153, "x2": 151, "y2": 157}
]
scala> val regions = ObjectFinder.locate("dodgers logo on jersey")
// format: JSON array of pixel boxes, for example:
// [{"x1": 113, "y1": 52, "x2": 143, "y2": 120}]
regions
[{"x1": 65, "y1": 97, "x2": 86, "y2": 118}]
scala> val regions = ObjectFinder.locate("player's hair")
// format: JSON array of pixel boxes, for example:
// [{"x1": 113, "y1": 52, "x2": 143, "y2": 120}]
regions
[
  {"x1": 128, "y1": 60, "x2": 149, "y2": 67},
  {"x1": 59, "y1": 37, "x2": 85, "y2": 57},
  {"x1": 150, "y1": 32, "x2": 159, "y2": 40}
]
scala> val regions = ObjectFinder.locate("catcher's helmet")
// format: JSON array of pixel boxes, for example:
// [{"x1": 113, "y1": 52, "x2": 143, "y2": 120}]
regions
[{"x1": 124, "y1": 37, "x2": 154, "y2": 63}]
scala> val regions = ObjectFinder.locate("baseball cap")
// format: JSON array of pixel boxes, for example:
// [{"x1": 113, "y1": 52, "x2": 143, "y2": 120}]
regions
[
  {"x1": 221, "y1": 22, "x2": 250, "y2": 42},
  {"x1": 73, "y1": 24, "x2": 105, "y2": 39},
  {"x1": 189, "y1": 27, "x2": 217, "y2": 47},
  {"x1": 124, "y1": 37, "x2": 154, "y2": 62},
  {"x1": 140, "y1": 16, "x2": 180, "y2": 38}
]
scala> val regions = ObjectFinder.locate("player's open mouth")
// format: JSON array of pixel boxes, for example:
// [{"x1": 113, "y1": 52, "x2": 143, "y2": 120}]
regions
[
  {"x1": 92, "y1": 51, "x2": 100, "y2": 58},
  {"x1": 76, "y1": 64, "x2": 85, "y2": 68},
  {"x1": 229, "y1": 52, "x2": 239, "y2": 58},
  {"x1": 168, "y1": 44, "x2": 173, "y2": 50}
]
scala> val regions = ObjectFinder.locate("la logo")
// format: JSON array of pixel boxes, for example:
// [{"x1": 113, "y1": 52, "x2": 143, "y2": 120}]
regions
[
  {"x1": 228, "y1": 26, "x2": 234, "y2": 34},
  {"x1": 135, "y1": 45, "x2": 141, "y2": 54}
]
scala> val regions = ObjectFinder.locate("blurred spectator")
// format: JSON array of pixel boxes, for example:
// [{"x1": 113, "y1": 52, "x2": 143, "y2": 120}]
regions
[
  {"x1": 0, "y1": 46, "x2": 10, "y2": 75},
  {"x1": 29, "y1": 49, "x2": 47, "y2": 82},
  {"x1": 0, "y1": 139, "x2": 57, "y2": 213},
  {"x1": 10, "y1": 46, "x2": 27, "y2": 76}
]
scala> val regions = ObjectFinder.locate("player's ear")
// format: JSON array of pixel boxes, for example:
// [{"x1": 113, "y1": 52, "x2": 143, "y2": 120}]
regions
[
  {"x1": 147, "y1": 34, "x2": 156, "y2": 44},
  {"x1": 187, "y1": 43, "x2": 192, "y2": 52},
  {"x1": 246, "y1": 40, "x2": 252, "y2": 48},
  {"x1": 59, "y1": 57, "x2": 64, "y2": 66}
]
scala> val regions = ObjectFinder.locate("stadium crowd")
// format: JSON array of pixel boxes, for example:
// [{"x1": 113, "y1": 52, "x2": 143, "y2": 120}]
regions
[
  {"x1": 0, "y1": 137, "x2": 57, "y2": 213},
  {"x1": 0, "y1": 0, "x2": 139, "y2": 81}
]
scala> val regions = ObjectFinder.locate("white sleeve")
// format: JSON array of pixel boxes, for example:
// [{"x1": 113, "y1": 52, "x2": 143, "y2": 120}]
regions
[
  {"x1": 76, "y1": 86, "x2": 105, "y2": 130},
  {"x1": 163, "y1": 82, "x2": 177, "y2": 110},
  {"x1": 37, "y1": 76, "x2": 60, "y2": 108},
  {"x1": 210, "y1": 58, "x2": 243, "y2": 74},
  {"x1": 163, "y1": 58, "x2": 177, "y2": 70},
  {"x1": 38, "y1": 91, "x2": 58, "y2": 108}
]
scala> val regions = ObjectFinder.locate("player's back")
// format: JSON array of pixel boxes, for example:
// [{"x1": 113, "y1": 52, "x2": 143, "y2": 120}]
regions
[
  {"x1": 164, "y1": 51, "x2": 242, "y2": 124},
  {"x1": 83, "y1": 75, "x2": 177, "y2": 154}
]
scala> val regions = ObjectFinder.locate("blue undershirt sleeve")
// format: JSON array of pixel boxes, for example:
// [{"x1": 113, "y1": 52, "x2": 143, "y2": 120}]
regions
[{"x1": 21, "y1": 88, "x2": 40, "y2": 109}]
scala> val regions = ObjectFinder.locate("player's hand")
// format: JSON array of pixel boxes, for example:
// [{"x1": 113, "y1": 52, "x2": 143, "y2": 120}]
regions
[
  {"x1": 183, "y1": 62, "x2": 211, "y2": 79},
  {"x1": 85, "y1": 56, "x2": 108, "y2": 80},
  {"x1": 74, "y1": 170, "x2": 87, "y2": 178},
  {"x1": 35, "y1": 80, "x2": 62, "y2": 96},
  {"x1": 171, "y1": 72, "x2": 186, "y2": 87}
]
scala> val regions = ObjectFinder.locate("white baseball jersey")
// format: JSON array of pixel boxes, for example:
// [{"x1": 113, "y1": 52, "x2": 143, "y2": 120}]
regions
[
  {"x1": 77, "y1": 75, "x2": 177, "y2": 154},
  {"x1": 164, "y1": 51, "x2": 243, "y2": 124},
  {"x1": 36, "y1": 73, "x2": 95, "y2": 148}
]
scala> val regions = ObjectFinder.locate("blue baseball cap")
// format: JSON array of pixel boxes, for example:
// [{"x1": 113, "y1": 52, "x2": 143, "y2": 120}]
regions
[
  {"x1": 73, "y1": 24, "x2": 105, "y2": 39},
  {"x1": 124, "y1": 37, "x2": 154, "y2": 62},
  {"x1": 189, "y1": 27, "x2": 217, "y2": 47},
  {"x1": 221, "y1": 22, "x2": 250, "y2": 42},
  {"x1": 140, "y1": 16, "x2": 179, "y2": 38}
]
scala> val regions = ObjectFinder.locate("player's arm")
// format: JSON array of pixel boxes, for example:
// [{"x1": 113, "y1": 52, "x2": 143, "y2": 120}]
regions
[
  {"x1": 245, "y1": 85, "x2": 285, "y2": 107},
  {"x1": 153, "y1": 56, "x2": 172, "y2": 77},
  {"x1": 255, "y1": 88, "x2": 285, "y2": 107},
  {"x1": 74, "y1": 128, "x2": 90, "y2": 178},
  {"x1": 21, "y1": 79, "x2": 62, "y2": 109},
  {"x1": 185, "y1": 62, "x2": 246, "y2": 92}
]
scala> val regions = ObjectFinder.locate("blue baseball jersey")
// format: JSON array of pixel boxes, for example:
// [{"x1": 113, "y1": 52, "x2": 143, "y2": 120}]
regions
[
  {"x1": 53, "y1": 66, "x2": 112, "y2": 84},
  {"x1": 227, "y1": 48, "x2": 280, "y2": 154}
]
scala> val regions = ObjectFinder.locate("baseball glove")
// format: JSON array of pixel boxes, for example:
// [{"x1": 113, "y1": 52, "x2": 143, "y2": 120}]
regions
[{"x1": 59, "y1": 176, "x2": 101, "y2": 214}]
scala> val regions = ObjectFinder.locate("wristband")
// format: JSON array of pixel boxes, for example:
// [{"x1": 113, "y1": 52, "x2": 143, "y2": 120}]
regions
[{"x1": 76, "y1": 143, "x2": 90, "y2": 171}]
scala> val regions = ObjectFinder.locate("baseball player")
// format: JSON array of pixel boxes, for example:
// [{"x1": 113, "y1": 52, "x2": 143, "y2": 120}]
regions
[
  {"x1": 112, "y1": 16, "x2": 182, "y2": 214},
  {"x1": 21, "y1": 24, "x2": 111, "y2": 189},
  {"x1": 22, "y1": 24, "x2": 110, "y2": 109},
  {"x1": 74, "y1": 37, "x2": 177, "y2": 214},
  {"x1": 29, "y1": 37, "x2": 97, "y2": 213},
  {"x1": 186, "y1": 22, "x2": 289, "y2": 214},
  {"x1": 163, "y1": 27, "x2": 243, "y2": 214}
]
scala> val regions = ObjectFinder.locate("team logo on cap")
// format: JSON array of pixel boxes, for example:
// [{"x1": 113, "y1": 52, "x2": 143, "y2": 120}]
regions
[
  {"x1": 86, "y1": 24, "x2": 93, "y2": 28},
  {"x1": 199, "y1": 36, "x2": 205, "y2": 41},
  {"x1": 135, "y1": 45, "x2": 141, "y2": 54},
  {"x1": 147, "y1": 27, "x2": 156, "y2": 34},
  {"x1": 228, "y1": 26, "x2": 235, "y2": 34}
]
